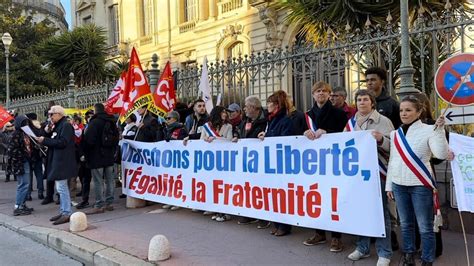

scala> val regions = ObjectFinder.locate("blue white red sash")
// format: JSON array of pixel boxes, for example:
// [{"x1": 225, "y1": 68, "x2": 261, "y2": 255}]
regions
[
  {"x1": 394, "y1": 127, "x2": 442, "y2": 228},
  {"x1": 345, "y1": 117, "x2": 356, "y2": 132},
  {"x1": 345, "y1": 117, "x2": 387, "y2": 180},
  {"x1": 305, "y1": 113, "x2": 317, "y2": 131},
  {"x1": 202, "y1": 122, "x2": 221, "y2": 137}
]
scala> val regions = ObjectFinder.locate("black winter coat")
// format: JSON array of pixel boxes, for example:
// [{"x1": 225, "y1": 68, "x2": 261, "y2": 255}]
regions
[
  {"x1": 289, "y1": 108, "x2": 306, "y2": 135},
  {"x1": 237, "y1": 110, "x2": 267, "y2": 139},
  {"x1": 376, "y1": 87, "x2": 401, "y2": 128},
  {"x1": 265, "y1": 110, "x2": 292, "y2": 137},
  {"x1": 305, "y1": 101, "x2": 347, "y2": 133},
  {"x1": 42, "y1": 116, "x2": 77, "y2": 181},
  {"x1": 135, "y1": 113, "x2": 164, "y2": 142},
  {"x1": 83, "y1": 112, "x2": 117, "y2": 169}
]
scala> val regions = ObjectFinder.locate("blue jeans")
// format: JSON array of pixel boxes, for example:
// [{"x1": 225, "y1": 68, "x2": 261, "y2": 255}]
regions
[
  {"x1": 91, "y1": 166, "x2": 114, "y2": 208},
  {"x1": 356, "y1": 181, "x2": 392, "y2": 259},
  {"x1": 392, "y1": 183, "x2": 435, "y2": 262},
  {"x1": 55, "y1": 179, "x2": 72, "y2": 216},
  {"x1": 15, "y1": 161, "x2": 30, "y2": 206}
]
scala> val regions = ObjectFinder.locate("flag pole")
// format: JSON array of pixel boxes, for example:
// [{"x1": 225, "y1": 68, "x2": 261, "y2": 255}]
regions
[{"x1": 458, "y1": 211, "x2": 471, "y2": 266}]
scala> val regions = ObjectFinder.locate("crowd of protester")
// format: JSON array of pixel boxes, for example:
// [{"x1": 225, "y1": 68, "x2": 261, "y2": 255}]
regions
[{"x1": 0, "y1": 67, "x2": 449, "y2": 266}]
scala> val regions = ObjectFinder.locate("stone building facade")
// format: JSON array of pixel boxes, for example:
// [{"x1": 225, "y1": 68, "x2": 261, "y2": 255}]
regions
[{"x1": 13, "y1": 0, "x2": 68, "y2": 34}]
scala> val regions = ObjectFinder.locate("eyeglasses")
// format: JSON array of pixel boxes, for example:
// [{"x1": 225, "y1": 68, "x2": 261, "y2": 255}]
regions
[
  {"x1": 165, "y1": 117, "x2": 173, "y2": 120},
  {"x1": 330, "y1": 94, "x2": 343, "y2": 98},
  {"x1": 48, "y1": 113, "x2": 58, "y2": 116}
]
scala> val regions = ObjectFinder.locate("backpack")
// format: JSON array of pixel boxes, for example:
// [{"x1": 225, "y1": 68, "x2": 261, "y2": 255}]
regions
[{"x1": 101, "y1": 120, "x2": 120, "y2": 148}]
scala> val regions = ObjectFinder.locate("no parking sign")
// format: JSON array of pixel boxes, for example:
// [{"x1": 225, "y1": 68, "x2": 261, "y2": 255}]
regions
[{"x1": 435, "y1": 53, "x2": 474, "y2": 106}]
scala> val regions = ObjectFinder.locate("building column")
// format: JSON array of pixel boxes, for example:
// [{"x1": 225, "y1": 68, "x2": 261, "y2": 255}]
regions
[
  {"x1": 209, "y1": 0, "x2": 217, "y2": 18},
  {"x1": 199, "y1": 0, "x2": 209, "y2": 21}
]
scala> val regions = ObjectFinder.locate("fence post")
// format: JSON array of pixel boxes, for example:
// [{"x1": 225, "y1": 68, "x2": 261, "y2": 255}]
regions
[
  {"x1": 148, "y1": 53, "x2": 160, "y2": 93},
  {"x1": 67, "y1": 73, "x2": 76, "y2": 108}
]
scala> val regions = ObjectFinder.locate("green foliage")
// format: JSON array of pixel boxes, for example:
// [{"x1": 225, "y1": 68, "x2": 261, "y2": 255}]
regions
[
  {"x1": 0, "y1": 0, "x2": 60, "y2": 100},
  {"x1": 279, "y1": 0, "x2": 472, "y2": 44},
  {"x1": 40, "y1": 24, "x2": 108, "y2": 86}
]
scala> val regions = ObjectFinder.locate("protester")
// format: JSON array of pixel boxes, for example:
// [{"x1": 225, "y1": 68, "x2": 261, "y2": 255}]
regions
[
  {"x1": 330, "y1": 86, "x2": 356, "y2": 119},
  {"x1": 135, "y1": 105, "x2": 164, "y2": 142},
  {"x1": 161, "y1": 111, "x2": 188, "y2": 211},
  {"x1": 257, "y1": 90, "x2": 293, "y2": 236},
  {"x1": 386, "y1": 95, "x2": 448, "y2": 266},
  {"x1": 302, "y1": 81, "x2": 347, "y2": 252},
  {"x1": 9, "y1": 115, "x2": 35, "y2": 216},
  {"x1": 345, "y1": 90, "x2": 394, "y2": 266},
  {"x1": 200, "y1": 106, "x2": 233, "y2": 221},
  {"x1": 76, "y1": 113, "x2": 93, "y2": 209},
  {"x1": 83, "y1": 103, "x2": 119, "y2": 215},
  {"x1": 227, "y1": 103, "x2": 242, "y2": 128},
  {"x1": 185, "y1": 99, "x2": 209, "y2": 139},
  {"x1": 24, "y1": 113, "x2": 44, "y2": 200},
  {"x1": 122, "y1": 114, "x2": 138, "y2": 140},
  {"x1": 233, "y1": 96, "x2": 267, "y2": 225},
  {"x1": 365, "y1": 67, "x2": 401, "y2": 128},
  {"x1": 1, "y1": 122, "x2": 16, "y2": 182},
  {"x1": 35, "y1": 105, "x2": 76, "y2": 225},
  {"x1": 414, "y1": 92, "x2": 445, "y2": 258}
]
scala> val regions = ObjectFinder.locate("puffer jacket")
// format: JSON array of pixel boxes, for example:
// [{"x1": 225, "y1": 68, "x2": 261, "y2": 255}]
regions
[{"x1": 385, "y1": 120, "x2": 448, "y2": 191}]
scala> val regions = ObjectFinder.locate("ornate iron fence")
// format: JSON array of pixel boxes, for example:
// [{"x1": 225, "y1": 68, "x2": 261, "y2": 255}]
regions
[
  {"x1": 175, "y1": 4, "x2": 474, "y2": 112},
  {"x1": 9, "y1": 3, "x2": 474, "y2": 117}
]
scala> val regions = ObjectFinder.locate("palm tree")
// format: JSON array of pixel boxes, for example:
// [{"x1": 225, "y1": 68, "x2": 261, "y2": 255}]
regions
[
  {"x1": 278, "y1": 0, "x2": 472, "y2": 44},
  {"x1": 40, "y1": 24, "x2": 108, "y2": 86}
]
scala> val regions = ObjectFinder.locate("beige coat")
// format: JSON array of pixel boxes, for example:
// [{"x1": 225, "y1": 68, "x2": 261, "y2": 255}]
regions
[{"x1": 200, "y1": 123, "x2": 233, "y2": 140}]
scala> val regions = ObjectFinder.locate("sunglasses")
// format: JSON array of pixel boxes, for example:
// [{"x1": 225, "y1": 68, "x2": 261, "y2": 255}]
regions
[{"x1": 165, "y1": 117, "x2": 173, "y2": 120}]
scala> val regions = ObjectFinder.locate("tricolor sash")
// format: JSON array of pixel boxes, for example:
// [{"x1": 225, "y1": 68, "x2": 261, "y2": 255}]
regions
[
  {"x1": 394, "y1": 127, "x2": 442, "y2": 231},
  {"x1": 202, "y1": 122, "x2": 221, "y2": 138},
  {"x1": 345, "y1": 117, "x2": 356, "y2": 132},
  {"x1": 305, "y1": 113, "x2": 318, "y2": 131},
  {"x1": 345, "y1": 116, "x2": 387, "y2": 180}
]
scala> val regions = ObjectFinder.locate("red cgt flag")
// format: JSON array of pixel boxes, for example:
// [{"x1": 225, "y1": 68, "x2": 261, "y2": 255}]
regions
[
  {"x1": 120, "y1": 47, "x2": 153, "y2": 122},
  {"x1": 0, "y1": 105, "x2": 13, "y2": 129},
  {"x1": 105, "y1": 71, "x2": 127, "y2": 114},
  {"x1": 152, "y1": 62, "x2": 176, "y2": 113}
]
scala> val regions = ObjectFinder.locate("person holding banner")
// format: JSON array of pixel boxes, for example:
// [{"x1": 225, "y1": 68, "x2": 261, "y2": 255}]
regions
[
  {"x1": 257, "y1": 90, "x2": 293, "y2": 236},
  {"x1": 385, "y1": 96, "x2": 448, "y2": 266},
  {"x1": 234, "y1": 96, "x2": 268, "y2": 225},
  {"x1": 200, "y1": 106, "x2": 233, "y2": 222},
  {"x1": 302, "y1": 81, "x2": 347, "y2": 252},
  {"x1": 345, "y1": 90, "x2": 394, "y2": 266},
  {"x1": 185, "y1": 99, "x2": 209, "y2": 140}
]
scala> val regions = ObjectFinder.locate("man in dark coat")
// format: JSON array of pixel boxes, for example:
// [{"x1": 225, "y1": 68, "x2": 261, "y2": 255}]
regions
[
  {"x1": 184, "y1": 99, "x2": 209, "y2": 139},
  {"x1": 36, "y1": 105, "x2": 76, "y2": 225},
  {"x1": 302, "y1": 81, "x2": 347, "y2": 252},
  {"x1": 232, "y1": 96, "x2": 267, "y2": 225},
  {"x1": 365, "y1": 67, "x2": 401, "y2": 128},
  {"x1": 83, "y1": 103, "x2": 118, "y2": 215}
]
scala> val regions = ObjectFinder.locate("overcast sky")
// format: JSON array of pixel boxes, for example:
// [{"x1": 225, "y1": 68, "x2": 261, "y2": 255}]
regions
[{"x1": 60, "y1": 0, "x2": 71, "y2": 29}]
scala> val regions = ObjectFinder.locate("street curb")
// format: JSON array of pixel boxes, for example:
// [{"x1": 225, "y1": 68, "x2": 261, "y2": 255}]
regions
[{"x1": 0, "y1": 213, "x2": 155, "y2": 266}]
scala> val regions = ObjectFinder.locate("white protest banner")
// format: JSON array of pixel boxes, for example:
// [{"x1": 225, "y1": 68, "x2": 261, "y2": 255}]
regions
[
  {"x1": 121, "y1": 131, "x2": 385, "y2": 237},
  {"x1": 449, "y1": 133, "x2": 474, "y2": 213}
]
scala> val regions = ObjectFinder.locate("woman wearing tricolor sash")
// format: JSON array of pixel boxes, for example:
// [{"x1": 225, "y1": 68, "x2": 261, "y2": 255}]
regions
[
  {"x1": 385, "y1": 96, "x2": 448, "y2": 266},
  {"x1": 345, "y1": 90, "x2": 394, "y2": 266},
  {"x1": 200, "y1": 106, "x2": 233, "y2": 222}
]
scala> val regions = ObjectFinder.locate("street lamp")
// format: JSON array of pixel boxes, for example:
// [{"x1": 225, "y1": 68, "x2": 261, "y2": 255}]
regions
[{"x1": 2, "y1": 32, "x2": 12, "y2": 110}]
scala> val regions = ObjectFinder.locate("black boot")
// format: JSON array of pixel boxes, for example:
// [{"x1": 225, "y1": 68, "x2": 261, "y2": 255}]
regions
[
  {"x1": 421, "y1": 260, "x2": 433, "y2": 266},
  {"x1": 5, "y1": 175, "x2": 10, "y2": 182},
  {"x1": 38, "y1": 191, "x2": 44, "y2": 200},
  {"x1": 403, "y1": 253, "x2": 415, "y2": 266}
]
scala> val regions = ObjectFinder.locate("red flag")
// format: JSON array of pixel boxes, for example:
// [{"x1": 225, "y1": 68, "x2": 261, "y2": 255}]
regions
[
  {"x1": 120, "y1": 47, "x2": 153, "y2": 121},
  {"x1": 0, "y1": 105, "x2": 13, "y2": 129},
  {"x1": 105, "y1": 71, "x2": 127, "y2": 114},
  {"x1": 152, "y1": 62, "x2": 176, "y2": 113}
]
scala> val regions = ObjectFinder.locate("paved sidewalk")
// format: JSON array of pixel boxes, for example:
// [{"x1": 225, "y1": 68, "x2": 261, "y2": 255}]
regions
[{"x1": 0, "y1": 175, "x2": 473, "y2": 265}]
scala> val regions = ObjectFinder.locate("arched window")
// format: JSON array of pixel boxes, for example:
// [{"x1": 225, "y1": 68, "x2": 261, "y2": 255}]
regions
[{"x1": 227, "y1": 41, "x2": 243, "y2": 59}]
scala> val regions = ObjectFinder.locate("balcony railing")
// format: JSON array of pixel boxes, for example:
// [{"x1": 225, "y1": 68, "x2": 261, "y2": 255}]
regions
[
  {"x1": 221, "y1": 0, "x2": 243, "y2": 13},
  {"x1": 179, "y1": 21, "x2": 196, "y2": 33}
]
